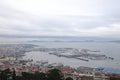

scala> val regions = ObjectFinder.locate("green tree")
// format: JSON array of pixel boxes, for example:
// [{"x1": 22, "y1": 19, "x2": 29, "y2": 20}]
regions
[
  {"x1": 65, "y1": 77, "x2": 73, "y2": 80},
  {"x1": 0, "y1": 68, "x2": 12, "y2": 80},
  {"x1": 33, "y1": 72, "x2": 47, "y2": 80},
  {"x1": 47, "y1": 69, "x2": 64, "y2": 80},
  {"x1": 12, "y1": 68, "x2": 16, "y2": 80},
  {"x1": 22, "y1": 72, "x2": 33, "y2": 80},
  {"x1": 21, "y1": 72, "x2": 47, "y2": 80},
  {"x1": 15, "y1": 76, "x2": 23, "y2": 80}
]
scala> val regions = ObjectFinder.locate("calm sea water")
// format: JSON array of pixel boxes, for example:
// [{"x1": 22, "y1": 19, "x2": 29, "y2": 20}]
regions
[{"x1": 24, "y1": 42, "x2": 120, "y2": 69}]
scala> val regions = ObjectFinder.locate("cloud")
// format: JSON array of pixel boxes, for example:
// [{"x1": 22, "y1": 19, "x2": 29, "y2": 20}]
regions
[{"x1": 0, "y1": 0, "x2": 120, "y2": 39}]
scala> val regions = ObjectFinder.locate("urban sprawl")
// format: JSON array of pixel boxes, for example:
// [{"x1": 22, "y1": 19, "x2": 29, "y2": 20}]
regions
[{"x1": 0, "y1": 44, "x2": 120, "y2": 80}]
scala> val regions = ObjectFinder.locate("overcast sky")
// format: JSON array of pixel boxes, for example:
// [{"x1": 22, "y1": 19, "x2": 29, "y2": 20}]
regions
[{"x1": 0, "y1": 0, "x2": 120, "y2": 38}]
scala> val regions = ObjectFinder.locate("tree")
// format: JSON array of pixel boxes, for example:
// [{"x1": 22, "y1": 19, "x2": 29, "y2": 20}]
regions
[
  {"x1": 22, "y1": 72, "x2": 33, "y2": 80},
  {"x1": 15, "y1": 76, "x2": 23, "y2": 80},
  {"x1": 12, "y1": 68, "x2": 16, "y2": 80},
  {"x1": 0, "y1": 68, "x2": 12, "y2": 80},
  {"x1": 65, "y1": 77, "x2": 73, "y2": 80},
  {"x1": 33, "y1": 72, "x2": 47, "y2": 80},
  {"x1": 21, "y1": 71, "x2": 47, "y2": 80},
  {"x1": 47, "y1": 69, "x2": 64, "y2": 80}
]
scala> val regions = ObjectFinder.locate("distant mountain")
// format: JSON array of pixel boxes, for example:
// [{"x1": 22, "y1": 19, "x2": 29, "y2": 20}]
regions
[
  {"x1": 108, "y1": 40, "x2": 120, "y2": 43},
  {"x1": 0, "y1": 34, "x2": 120, "y2": 42}
]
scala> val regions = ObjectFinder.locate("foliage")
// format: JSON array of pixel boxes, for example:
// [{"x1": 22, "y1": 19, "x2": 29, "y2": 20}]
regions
[
  {"x1": 65, "y1": 77, "x2": 73, "y2": 80},
  {"x1": 0, "y1": 68, "x2": 64, "y2": 80},
  {"x1": 47, "y1": 69, "x2": 64, "y2": 80},
  {"x1": 0, "y1": 68, "x2": 12, "y2": 80}
]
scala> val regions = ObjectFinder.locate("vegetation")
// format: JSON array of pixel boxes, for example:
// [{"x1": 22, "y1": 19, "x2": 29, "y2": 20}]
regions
[
  {"x1": 65, "y1": 77, "x2": 73, "y2": 80},
  {"x1": 47, "y1": 69, "x2": 64, "y2": 80},
  {"x1": 0, "y1": 68, "x2": 64, "y2": 80}
]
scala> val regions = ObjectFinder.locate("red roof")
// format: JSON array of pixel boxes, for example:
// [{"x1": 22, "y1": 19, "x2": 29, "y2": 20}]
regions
[{"x1": 61, "y1": 68, "x2": 73, "y2": 73}]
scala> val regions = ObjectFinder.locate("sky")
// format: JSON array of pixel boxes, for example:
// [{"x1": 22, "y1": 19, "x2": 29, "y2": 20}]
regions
[{"x1": 0, "y1": 0, "x2": 120, "y2": 39}]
